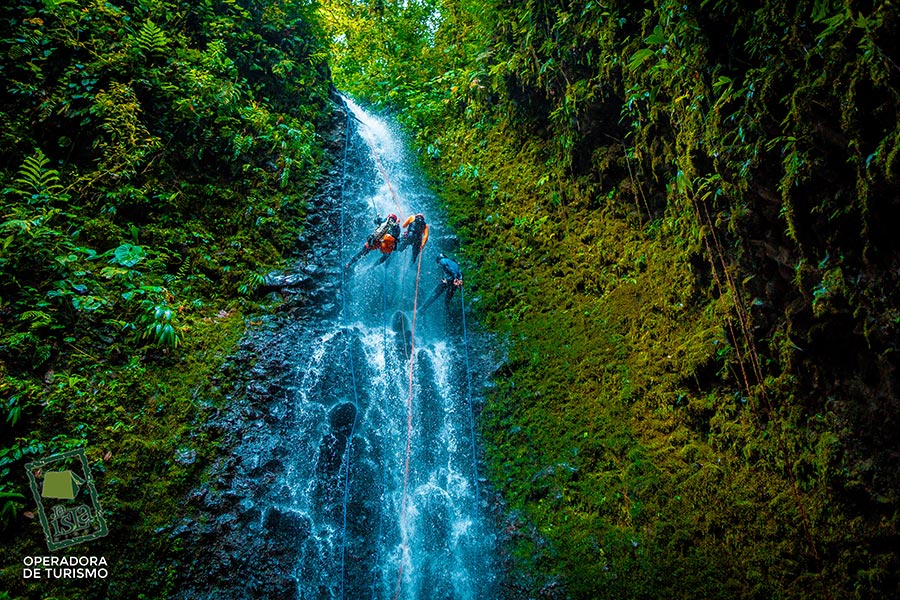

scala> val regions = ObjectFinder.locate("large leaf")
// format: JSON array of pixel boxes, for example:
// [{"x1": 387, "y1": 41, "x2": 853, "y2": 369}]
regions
[
  {"x1": 628, "y1": 48, "x2": 654, "y2": 71},
  {"x1": 113, "y1": 243, "x2": 145, "y2": 267}
]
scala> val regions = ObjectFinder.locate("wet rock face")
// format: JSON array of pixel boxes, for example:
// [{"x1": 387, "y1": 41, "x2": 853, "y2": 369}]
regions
[
  {"x1": 172, "y1": 107, "x2": 348, "y2": 600},
  {"x1": 174, "y1": 97, "x2": 507, "y2": 599}
]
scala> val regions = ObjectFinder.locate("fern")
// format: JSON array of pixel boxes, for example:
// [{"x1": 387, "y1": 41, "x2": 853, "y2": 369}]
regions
[
  {"x1": 237, "y1": 272, "x2": 265, "y2": 296},
  {"x1": 7, "y1": 32, "x2": 40, "y2": 61},
  {"x1": 0, "y1": 492, "x2": 26, "y2": 529},
  {"x1": 8, "y1": 149, "x2": 63, "y2": 202},
  {"x1": 19, "y1": 310, "x2": 53, "y2": 330},
  {"x1": 175, "y1": 254, "x2": 192, "y2": 279},
  {"x1": 135, "y1": 21, "x2": 169, "y2": 56}
]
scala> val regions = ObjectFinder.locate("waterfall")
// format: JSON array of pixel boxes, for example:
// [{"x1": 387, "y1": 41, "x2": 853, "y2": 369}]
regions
[{"x1": 279, "y1": 97, "x2": 498, "y2": 599}]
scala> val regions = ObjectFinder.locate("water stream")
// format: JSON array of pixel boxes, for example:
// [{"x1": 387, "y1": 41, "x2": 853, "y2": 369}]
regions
[{"x1": 277, "y1": 98, "x2": 498, "y2": 599}]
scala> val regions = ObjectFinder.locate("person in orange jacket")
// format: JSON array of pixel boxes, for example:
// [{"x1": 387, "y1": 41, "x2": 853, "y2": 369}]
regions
[
  {"x1": 397, "y1": 213, "x2": 429, "y2": 264},
  {"x1": 345, "y1": 213, "x2": 401, "y2": 270}
]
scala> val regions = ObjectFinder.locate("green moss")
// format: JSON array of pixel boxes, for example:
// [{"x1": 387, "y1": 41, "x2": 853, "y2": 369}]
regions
[
  {"x1": 316, "y1": 2, "x2": 900, "y2": 593},
  {"x1": 0, "y1": 3, "x2": 334, "y2": 589},
  {"x1": 0, "y1": 310, "x2": 244, "y2": 599}
]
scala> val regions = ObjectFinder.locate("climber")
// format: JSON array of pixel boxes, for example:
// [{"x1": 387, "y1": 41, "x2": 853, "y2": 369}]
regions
[
  {"x1": 397, "y1": 213, "x2": 429, "y2": 264},
  {"x1": 420, "y1": 253, "x2": 463, "y2": 313},
  {"x1": 345, "y1": 213, "x2": 401, "y2": 270}
]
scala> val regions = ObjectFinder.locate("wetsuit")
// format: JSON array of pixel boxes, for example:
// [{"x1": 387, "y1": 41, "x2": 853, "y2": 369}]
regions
[
  {"x1": 398, "y1": 214, "x2": 429, "y2": 264},
  {"x1": 420, "y1": 256, "x2": 463, "y2": 312}
]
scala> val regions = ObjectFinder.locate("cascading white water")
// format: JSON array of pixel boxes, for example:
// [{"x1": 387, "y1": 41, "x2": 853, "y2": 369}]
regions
[{"x1": 279, "y1": 97, "x2": 498, "y2": 599}]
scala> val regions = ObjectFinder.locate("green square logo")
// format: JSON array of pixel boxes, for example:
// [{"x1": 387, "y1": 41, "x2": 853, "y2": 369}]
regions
[{"x1": 25, "y1": 448, "x2": 108, "y2": 551}]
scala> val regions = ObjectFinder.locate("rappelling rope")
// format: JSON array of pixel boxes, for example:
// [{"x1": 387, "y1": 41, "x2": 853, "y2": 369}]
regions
[
  {"x1": 347, "y1": 102, "x2": 426, "y2": 600},
  {"x1": 393, "y1": 246, "x2": 424, "y2": 600},
  {"x1": 352, "y1": 116, "x2": 406, "y2": 219},
  {"x1": 460, "y1": 287, "x2": 479, "y2": 506},
  {"x1": 369, "y1": 262, "x2": 389, "y2": 600},
  {"x1": 459, "y1": 284, "x2": 482, "y2": 587},
  {"x1": 337, "y1": 97, "x2": 361, "y2": 600},
  {"x1": 368, "y1": 237, "x2": 390, "y2": 600},
  {"x1": 358, "y1": 122, "x2": 422, "y2": 599}
]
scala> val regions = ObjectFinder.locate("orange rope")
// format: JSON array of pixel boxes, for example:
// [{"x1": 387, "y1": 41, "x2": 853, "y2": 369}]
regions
[
  {"x1": 352, "y1": 111, "x2": 426, "y2": 599},
  {"x1": 357, "y1": 127, "x2": 405, "y2": 219},
  {"x1": 393, "y1": 248, "x2": 424, "y2": 600}
]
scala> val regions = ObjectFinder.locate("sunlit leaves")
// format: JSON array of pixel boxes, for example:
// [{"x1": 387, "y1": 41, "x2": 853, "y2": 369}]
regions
[
  {"x1": 628, "y1": 48, "x2": 654, "y2": 71},
  {"x1": 142, "y1": 304, "x2": 180, "y2": 350},
  {"x1": 134, "y1": 21, "x2": 169, "y2": 57},
  {"x1": 5, "y1": 149, "x2": 65, "y2": 203},
  {"x1": 112, "y1": 243, "x2": 146, "y2": 268},
  {"x1": 90, "y1": 83, "x2": 162, "y2": 181}
]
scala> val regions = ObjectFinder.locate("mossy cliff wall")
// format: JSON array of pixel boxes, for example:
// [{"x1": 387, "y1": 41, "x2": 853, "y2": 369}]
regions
[{"x1": 325, "y1": 0, "x2": 900, "y2": 597}]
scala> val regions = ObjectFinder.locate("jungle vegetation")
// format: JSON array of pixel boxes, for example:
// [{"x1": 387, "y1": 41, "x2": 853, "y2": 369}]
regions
[
  {"x1": 1, "y1": 0, "x2": 898, "y2": 599},
  {"x1": 0, "y1": 0, "x2": 332, "y2": 596},
  {"x1": 321, "y1": 0, "x2": 900, "y2": 597}
]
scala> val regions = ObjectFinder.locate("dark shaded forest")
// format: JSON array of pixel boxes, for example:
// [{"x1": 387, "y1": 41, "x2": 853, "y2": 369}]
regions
[
  {"x1": 0, "y1": 0, "x2": 334, "y2": 596},
  {"x1": 2, "y1": 0, "x2": 900, "y2": 598}
]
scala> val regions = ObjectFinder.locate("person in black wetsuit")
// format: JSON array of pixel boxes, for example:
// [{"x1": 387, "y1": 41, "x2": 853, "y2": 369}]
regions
[
  {"x1": 420, "y1": 253, "x2": 463, "y2": 313},
  {"x1": 397, "y1": 213, "x2": 429, "y2": 265},
  {"x1": 344, "y1": 213, "x2": 401, "y2": 270}
]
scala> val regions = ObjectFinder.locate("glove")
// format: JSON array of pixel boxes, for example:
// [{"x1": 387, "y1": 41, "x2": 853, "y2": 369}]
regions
[{"x1": 453, "y1": 278, "x2": 463, "y2": 287}]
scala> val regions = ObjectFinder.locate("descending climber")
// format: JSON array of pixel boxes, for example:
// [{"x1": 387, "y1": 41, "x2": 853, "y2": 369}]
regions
[
  {"x1": 420, "y1": 253, "x2": 463, "y2": 313},
  {"x1": 345, "y1": 213, "x2": 401, "y2": 270},
  {"x1": 397, "y1": 213, "x2": 429, "y2": 264}
]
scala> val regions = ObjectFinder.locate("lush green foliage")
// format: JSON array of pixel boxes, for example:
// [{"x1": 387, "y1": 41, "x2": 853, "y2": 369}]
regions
[
  {"x1": 322, "y1": 0, "x2": 900, "y2": 597},
  {"x1": 0, "y1": 0, "x2": 332, "y2": 596}
]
